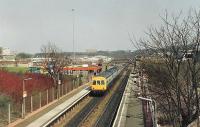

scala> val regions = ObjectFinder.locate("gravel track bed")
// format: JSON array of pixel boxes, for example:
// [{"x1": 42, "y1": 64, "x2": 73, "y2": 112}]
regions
[
  {"x1": 64, "y1": 67, "x2": 129, "y2": 127},
  {"x1": 94, "y1": 70, "x2": 130, "y2": 127},
  {"x1": 53, "y1": 96, "x2": 92, "y2": 127}
]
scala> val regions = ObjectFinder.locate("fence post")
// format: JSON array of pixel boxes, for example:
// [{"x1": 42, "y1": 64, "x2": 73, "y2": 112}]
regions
[
  {"x1": 57, "y1": 85, "x2": 59, "y2": 99},
  {"x1": 73, "y1": 80, "x2": 74, "y2": 90},
  {"x1": 58, "y1": 83, "x2": 61, "y2": 99},
  {"x1": 75, "y1": 79, "x2": 76, "y2": 88},
  {"x1": 64, "y1": 84, "x2": 65, "y2": 94},
  {"x1": 61, "y1": 84, "x2": 62, "y2": 96},
  {"x1": 31, "y1": 95, "x2": 33, "y2": 112},
  {"x1": 66, "y1": 83, "x2": 68, "y2": 94},
  {"x1": 52, "y1": 87, "x2": 54, "y2": 101},
  {"x1": 47, "y1": 89, "x2": 48, "y2": 104},
  {"x1": 62, "y1": 84, "x2": 63, "y2": 96},
  {"x1": 8, "y1": 103, "x2": 10, "y2": 124},
  {"x1": 39, "y1": 92, "x2": 41, "y2": 108},
  {"x1": 24, "y1": 97, "x2": 26, "y2": 117},
  {"x1": 77, "y1": 77, "x2": 78, "y2": 87},
  {"x1": 21, "y1": 103, "x2": 23, "y2": 118}
]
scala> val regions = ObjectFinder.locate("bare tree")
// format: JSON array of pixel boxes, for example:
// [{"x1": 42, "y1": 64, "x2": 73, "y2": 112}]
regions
[
  {"x1": 41, "y1": 42, "x2": 70, "y2": 98},
  {"x1": 132, "y1": 10, "x2": 200, "y2": 126}
]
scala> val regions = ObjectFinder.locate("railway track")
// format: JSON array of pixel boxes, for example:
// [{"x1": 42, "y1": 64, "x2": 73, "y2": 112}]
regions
[
  {"x1": 65, "y1": 97, "x2": 102, "y2": 127},
  {"x1": 27, "y1": 65, "x2": 127, "y2": 127},
  {"x1": 63, "y1": 66, "x2": 130, "y2": 127},
  {"x1": 94, "y1": 72, "x2": 129, "y2": 127}
]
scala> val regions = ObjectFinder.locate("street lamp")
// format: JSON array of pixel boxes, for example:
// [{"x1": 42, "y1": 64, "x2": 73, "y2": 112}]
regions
[
  {"x1": 72, "y1": 8, "x2": 76, "y2": 65},
  {"x1": 138, "y1": 96, "x2": 157, "y2": 127},
  {"x1": 22, "y1": 78, "x2": 32, "y2": 118}
]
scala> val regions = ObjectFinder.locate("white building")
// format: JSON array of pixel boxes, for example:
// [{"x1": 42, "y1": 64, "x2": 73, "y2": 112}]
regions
[
  {"x1": 78, "y1": 55, "x2": 112, "y2": 63},
  {"x1": 0, "y1": 47, "x2": 16, "y2": 61}
]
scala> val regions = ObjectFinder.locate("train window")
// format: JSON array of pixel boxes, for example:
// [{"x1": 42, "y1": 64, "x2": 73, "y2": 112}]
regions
[
  {"x1": 101, "y1": 80, "x2": 105, "y2": 85},
  {"x1": 93, "y1": 80, "x2": 96, "y2": 85},
  {"x1": 97, "y1": 80, "x2": 101, "y2": 85}
]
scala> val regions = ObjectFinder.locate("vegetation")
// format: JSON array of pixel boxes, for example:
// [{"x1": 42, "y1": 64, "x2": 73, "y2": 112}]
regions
[
  {"x1": 41, "y1": 42, "x2": 70, "y2": 98},
  {"x1": 0, "y1": 47, "x2": 2, "y2": 55},
  {"x1": 132, "y1": 10, "x2": 200, "y2": 126},
  {"x1": 0, "y1": 71, "x2": 54, "y2": 102},
  {"x1": 16, "y1": 52, "x2": 33, "y2": 59},
  {"x1": 3, "y1": 67, "x2": 28, "y2": 73},
  {"x1": 0, "y1": 95, "x2": 11, "y2": 108}
]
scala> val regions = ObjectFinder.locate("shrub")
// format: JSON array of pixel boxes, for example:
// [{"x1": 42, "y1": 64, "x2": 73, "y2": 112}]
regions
[{"x1": 0, "y1": 71, "x2": 54, "y2": 103}]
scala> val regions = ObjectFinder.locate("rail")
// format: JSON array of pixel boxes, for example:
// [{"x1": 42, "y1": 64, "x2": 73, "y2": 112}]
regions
[
  {"x1": 65, "y1": 66, "x2": 126, "y2": 127},
  {"x1": 112, "y1": 76, "x2": 130, "y2": 127},
  {"x1": 94, "y1": 69, "x2": 130, "y2": 127},
  {"x1": 27, "y1": 65, "x2": 126, "y2": 127}
]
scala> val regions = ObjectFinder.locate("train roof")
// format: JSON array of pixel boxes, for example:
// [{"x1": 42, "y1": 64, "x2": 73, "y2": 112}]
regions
[{"x1": 98, "y1": 66, "x2": 118, "y2": 78}]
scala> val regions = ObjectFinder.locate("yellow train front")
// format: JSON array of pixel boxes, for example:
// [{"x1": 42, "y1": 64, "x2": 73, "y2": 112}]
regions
[{"x1": 90, "y1": 66, "x2": 120, "y2": 94}]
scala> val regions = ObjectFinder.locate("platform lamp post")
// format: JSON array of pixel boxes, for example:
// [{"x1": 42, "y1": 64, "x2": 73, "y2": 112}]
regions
[
  {"x1": 72, "y1": 8, "x2": 76, "y2": 66},
  {"x1": 138, "y1": 96, "x2": 157, "y2": 127},
  {"x1": 22, "y1": 78, "x2": 32, "y2": 118}
]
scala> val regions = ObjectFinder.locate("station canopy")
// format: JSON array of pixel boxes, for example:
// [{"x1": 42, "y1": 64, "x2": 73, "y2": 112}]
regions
[{"x1": 63, "y1": 65, "x2": 102, "y2": 71}]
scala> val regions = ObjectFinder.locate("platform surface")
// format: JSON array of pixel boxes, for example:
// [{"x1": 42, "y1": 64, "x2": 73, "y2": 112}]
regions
[
  {"x1": 27, "y1": 86, "x2": 90, "y2": 127},
  {"x1": 113, "y1": 72, "x2": 144, "y2": 127},
  {"x1": 125, "y1": 85, "x2": 144, "y2": 127}
]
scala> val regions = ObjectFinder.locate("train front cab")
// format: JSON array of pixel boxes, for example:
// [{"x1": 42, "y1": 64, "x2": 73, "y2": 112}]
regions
[{"x1": 90, "y1": 76, "x2": 107, "y2": 95}]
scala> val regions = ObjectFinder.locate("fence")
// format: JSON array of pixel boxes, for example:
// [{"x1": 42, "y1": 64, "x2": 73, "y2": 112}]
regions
[{"x1": 0, "y1": 76, "x2": 88, "y2": 127}]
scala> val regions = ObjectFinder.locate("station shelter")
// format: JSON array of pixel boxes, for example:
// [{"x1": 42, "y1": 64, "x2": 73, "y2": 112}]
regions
[{"x1": 63, "y1": 65, "x2": 102, "y2": 77}]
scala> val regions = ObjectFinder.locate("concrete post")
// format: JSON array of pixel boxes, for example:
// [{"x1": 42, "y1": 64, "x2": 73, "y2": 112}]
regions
[
  {"x1": 52, "y1": 87, "x2": 54, "y2": 100},
  {"x1": 24, "y1": 97, "x2": 26, "y2": 116},
  {"x1": 64, "y1": 84, "x2": 67, "y2": 94},
  {"x1": 72, "y1": 80, "x2": 74, "y2": 90},
  {"x1": 57, "y1": 85, "x2": 59, "y2": 99},
  {"x1": 62, "y1": 84, "x2": 63, "y2": 96},
  {"x1": 31, "y1": 95, "x2": 33, "y2": 112},
  {"x1": 59, "y1": 84, "x2": 60, "y2": 98},
  {"x1": 8, "y1": 103, "x2": 10, "y2": 124},
  {"x1": 21, "y1": 103, "x2": 23, "y2": 118},
  {"x1": 39, "y1": 92, "x2": 41, "y2": 108},
  {"x1": 47, "y1": 89, "x2": 48, "y2": 104}
]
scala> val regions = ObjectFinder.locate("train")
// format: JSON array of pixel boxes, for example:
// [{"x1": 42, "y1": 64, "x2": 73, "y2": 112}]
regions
[{"x1": 90, "y1": 65, "x2": 123, "y2": 94}]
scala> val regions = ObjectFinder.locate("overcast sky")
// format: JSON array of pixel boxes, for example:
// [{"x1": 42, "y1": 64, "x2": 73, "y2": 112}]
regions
[{"x1": 0, "y1": 0, "x2": 200, "y2": 53}]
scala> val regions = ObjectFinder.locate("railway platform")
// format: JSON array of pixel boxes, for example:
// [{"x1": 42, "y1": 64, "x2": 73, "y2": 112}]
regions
[
  {"x1": 113, "y1": 70, "x2": 144, "y2": 127},
  {"x1": 26, "y1": 86, "x2": 90, "y2": 127},
  {"x1": 11, "y1": 83, "x2": 90, "y2": 127}
]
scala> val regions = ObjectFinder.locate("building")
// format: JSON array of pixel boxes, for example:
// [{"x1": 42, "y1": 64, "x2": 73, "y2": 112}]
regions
[
  {"x1": 0, "y1": 47, "x2": 16, "y2": 61},
  {"x1": 86, "y1": 49, "x2": 97, "y2": 53}
]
